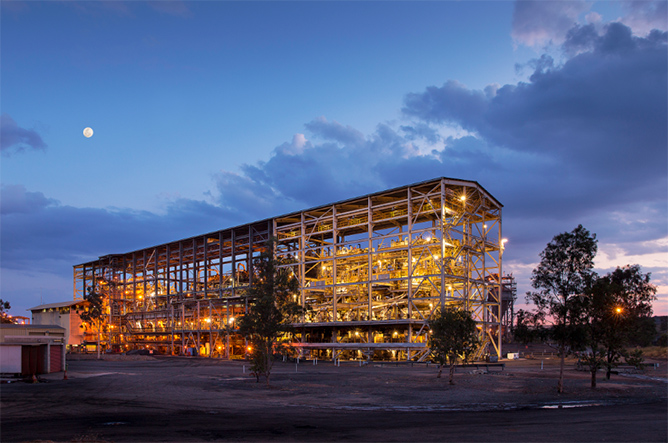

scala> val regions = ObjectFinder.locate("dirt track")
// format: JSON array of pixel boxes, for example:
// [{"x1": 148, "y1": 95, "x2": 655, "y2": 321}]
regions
[{"x1": 1, "y1": 356, "x2": 666, "y2": 442}]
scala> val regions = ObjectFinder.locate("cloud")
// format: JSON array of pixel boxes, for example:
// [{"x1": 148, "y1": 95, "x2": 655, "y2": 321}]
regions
[
  {"x1": 0, "y1": 114, "x2": 47, "y2": 156},
  {"x1": 620, "y1": 0, "x2": 668, "y2": 35},
  {"x1": 403, "y1": 22, "x2": 667, "y2": 214},
  {"x1": 1, "y1": 184, "x2": 58, "y2": 215},
  {"x1": 0, "y1": 185, "x2": 234, "y2": 273},
  {"x1": 2, "y1": 11, "x2": 666, "y2": 315},
  {"x1": 401, "y1": 19, "x2": 667, "y2": 309},
  {"x1": 511, "y1": 0, "x2": 590, "y2": 47},
  {"x1": 304, "y1": 116, "x2": 366, "y2": 146}
]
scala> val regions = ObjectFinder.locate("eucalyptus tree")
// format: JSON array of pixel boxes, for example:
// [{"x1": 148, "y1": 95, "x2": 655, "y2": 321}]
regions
[
  {"x1": 428, "y1": 306, "x2": 480, "y2": 385},
  {"x1": 576, "y1": 265, "x2": 656, "y2": 387},
  {"x1": 527, "y1": 225, "x2": 598, "y2": 393},
  {"x1": 76, "y1": 285, "x2": 106, "y2": 360},
  {"x1": 237, "y1": 239, "x2": 303, "y2": 386},
  {"x1": 0, "y1": 299, "x2": 13, "y2": 324}
]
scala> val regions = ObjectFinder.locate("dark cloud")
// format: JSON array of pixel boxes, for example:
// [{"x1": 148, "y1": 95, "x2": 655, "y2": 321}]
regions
[
  {"x1": 400, "y1": 123, "x2": 441, "y2": 143},
  {"x1": 403, "y1": 22, "x2": 667, "y2": 211},
  {"x1": 1, "y1": 185, "x2": 57, "y2": 215},
  {"x1": 563, "y1": 24, "x2": 599, "y2": 55},
  {"x1": 3, "y1": 14, "x2": 667, "y2": 314},
  {"x1": 402, "y1": 81, "x2": 487, "y2": 131},
  {"x1": 0, "y1": 114, "x2": 47, "y2": 155},
  {"x1": 0, "y1": 186, "x2": 234, "y2": 273}
]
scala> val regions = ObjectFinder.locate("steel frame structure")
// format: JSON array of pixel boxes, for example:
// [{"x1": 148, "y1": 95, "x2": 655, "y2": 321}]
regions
[{"x1": 73, "y1": 178, "x2": 507, "y2": 360}]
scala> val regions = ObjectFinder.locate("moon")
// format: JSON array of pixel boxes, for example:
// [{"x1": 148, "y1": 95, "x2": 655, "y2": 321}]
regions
[{"x1": 83, "y1": 127, "x2": 94, "y2": 138}]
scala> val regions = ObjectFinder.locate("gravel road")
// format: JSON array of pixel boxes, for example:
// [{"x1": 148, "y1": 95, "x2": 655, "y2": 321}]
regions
[{"x1": 2, "y1": 356, "x2": 666, "y2": 442}]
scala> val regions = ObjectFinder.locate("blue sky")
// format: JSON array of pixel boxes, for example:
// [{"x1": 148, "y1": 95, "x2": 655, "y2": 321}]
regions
[{"x1": 2, "y1": 0, "x2": 667, "y2": 318}]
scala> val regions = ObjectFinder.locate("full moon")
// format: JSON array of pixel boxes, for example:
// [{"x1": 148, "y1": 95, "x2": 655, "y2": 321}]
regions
[{"x1": 83, "y1": 127, "x2": 94, "y2": 138}]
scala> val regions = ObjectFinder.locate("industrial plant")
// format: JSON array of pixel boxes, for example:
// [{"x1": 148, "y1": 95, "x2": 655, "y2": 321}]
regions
[{"x1": 72, "y1": 178, "x2": 515, "y2": 361}]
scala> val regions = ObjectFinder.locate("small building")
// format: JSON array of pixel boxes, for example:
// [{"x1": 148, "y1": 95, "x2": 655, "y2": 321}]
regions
[
  {"x1": 28, "y1": 300, "x2": 86, "y2": 350},
  {"x1": 0, "y1": 324, "x2": 66, "y2": 376}
]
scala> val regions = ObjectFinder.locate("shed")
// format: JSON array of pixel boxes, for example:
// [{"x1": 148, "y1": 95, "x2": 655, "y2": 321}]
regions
[{"x1": 0, "y1": 324, "x2": 66, "y2": 376}]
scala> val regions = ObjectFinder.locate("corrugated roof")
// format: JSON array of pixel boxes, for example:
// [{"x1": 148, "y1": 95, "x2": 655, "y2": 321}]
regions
[
  {"x1": 74, "y1": 177, "x2": 503, "y2": 267},
  {"x1": 0, "y1": 323, "x2": 65, "y2": 330},
  {"x1": 27, "y1": 300, "x2": 85, "y2": 311}
]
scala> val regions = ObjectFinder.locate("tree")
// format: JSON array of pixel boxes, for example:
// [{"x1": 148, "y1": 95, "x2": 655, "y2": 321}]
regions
[
  {"x1": 573, "y1": 264, "x2": 656, "y2": 388},
  {"x1": 428, "y1": 306, "x2": 480, "y2": 385},
  {"x1": 513, "y1": 309, "x2": 547, "y2": 345},
  {"x1": 572, "y1": 277, "x2": 614, "y2": 389},
  {"x1": 0, "y1": 299, "x2": 13, "y2": 324},
  {"x1": 527, "y1": 225, "x2": 597, "y2": 393},
  {"x1": 76, "y1": 285, "x2": 106, "y2": 360},
  {"x1": 593, "y1": 265, "x2": 656, "y2": 380},
  {"x1": 237, "y1": 239, "x2": 303, "y2": 386}
]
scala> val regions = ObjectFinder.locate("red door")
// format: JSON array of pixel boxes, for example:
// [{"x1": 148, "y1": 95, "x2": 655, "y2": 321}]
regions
[{"x1": 50, "y1": 345, "x2": 63, "y2": 372}]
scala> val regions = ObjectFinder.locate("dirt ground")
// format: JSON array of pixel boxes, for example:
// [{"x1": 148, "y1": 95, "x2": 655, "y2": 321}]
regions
[{"x1": 1, "y1": 355, "x2": 666, "y2": 442}]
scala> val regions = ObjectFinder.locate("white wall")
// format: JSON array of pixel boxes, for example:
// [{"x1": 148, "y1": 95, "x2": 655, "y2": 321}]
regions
[
  {"x1": 0, "y1": 346, "x2": 22, "y2": 374},
  {"x1": 32, "y1": 310, "x2": 84, "y2": 346}
]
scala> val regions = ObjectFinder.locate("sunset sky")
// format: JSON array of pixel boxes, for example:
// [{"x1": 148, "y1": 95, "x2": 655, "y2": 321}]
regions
[{"x1": 2, "y1": 1, "x2": 666, "y2": 317}]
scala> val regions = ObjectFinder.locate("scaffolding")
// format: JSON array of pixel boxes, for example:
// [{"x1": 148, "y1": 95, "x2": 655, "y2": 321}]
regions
[{"x1": 73, "y1": 177, "x2": 506, "y2": 360}]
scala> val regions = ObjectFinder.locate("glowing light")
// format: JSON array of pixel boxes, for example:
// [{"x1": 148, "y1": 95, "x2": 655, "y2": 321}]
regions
[
  {"x1": 83, "y1": 127, "x2": 94, "y2": 138},
  {"x1": 460, "y1": 195, "x2": 466, "y2": 201},
  {"x1": 247, "y1": 346, "x2": 252, "y2": 352},
  {"x1": 615, "y1": 307, "x2": 623, "y2": 314}
]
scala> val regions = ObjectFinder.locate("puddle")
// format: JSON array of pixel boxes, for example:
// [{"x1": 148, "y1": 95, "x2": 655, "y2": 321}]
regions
[
  {"x1": 620, "y1": 373, "x2": 668, "y2": 383},
  {"x1": 538, "y1": 401, "x2": 607, "y2": 409},
  {"x1": 300, "y1": 400, "x2": 620, "y2": 413}
]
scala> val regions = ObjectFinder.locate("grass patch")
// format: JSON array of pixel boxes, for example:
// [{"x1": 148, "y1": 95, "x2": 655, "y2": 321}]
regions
[{"x1": 633, "y1": 346, "x2": 667, "y2": 359}]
